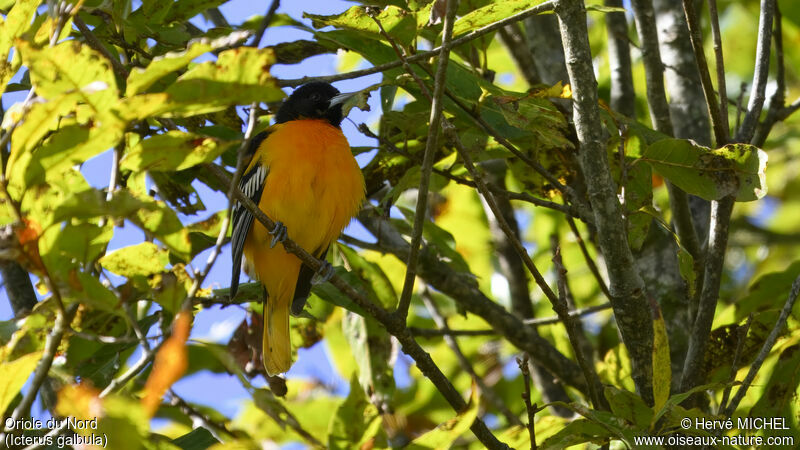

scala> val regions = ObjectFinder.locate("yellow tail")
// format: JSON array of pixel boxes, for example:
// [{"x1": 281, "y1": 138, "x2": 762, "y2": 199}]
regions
[{"x1": 263, "y1": 294, "x2": 292, "y2": 375}]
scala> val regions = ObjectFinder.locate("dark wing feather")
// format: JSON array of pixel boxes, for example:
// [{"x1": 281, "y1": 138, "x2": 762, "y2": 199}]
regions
[
  {"x1": 230, "y1": 132, "x2": 270, "y2": 299},
  {"x1": 290, "y1": 247, "x2": 328, "y2": 316}
]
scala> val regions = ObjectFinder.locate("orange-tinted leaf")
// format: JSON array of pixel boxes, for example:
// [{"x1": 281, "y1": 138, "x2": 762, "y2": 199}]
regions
[
  {"x1": 14, "y1": 217, "x2": 44, "y2": 271},
  {"x1": 141, "y1": 311, "x2": 191, "y2": 417}
]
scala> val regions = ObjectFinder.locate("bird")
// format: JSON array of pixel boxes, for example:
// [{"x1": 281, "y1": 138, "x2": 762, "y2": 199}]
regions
[{"x1": 229, "y1": 82, "x2": 366, "y2": 375}]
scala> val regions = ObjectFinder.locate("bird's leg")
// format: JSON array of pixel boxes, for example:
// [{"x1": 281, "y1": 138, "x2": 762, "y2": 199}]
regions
[
  {"x1": 269, "y1": 221, "x2": 287, "y2": 248},
  {"x1": 311, "y1": 261, "x2": 334, "y2": 285}
]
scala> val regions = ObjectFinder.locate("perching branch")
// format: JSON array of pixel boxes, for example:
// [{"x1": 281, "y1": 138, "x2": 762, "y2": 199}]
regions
[{"x1": 204, "y1": 164, "x2": 507, "y2": 449}]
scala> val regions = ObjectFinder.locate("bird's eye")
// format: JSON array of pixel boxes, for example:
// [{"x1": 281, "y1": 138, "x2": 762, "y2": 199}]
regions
[{"x1": 310, "y1": 93, "x2": 321, "y2": 102}]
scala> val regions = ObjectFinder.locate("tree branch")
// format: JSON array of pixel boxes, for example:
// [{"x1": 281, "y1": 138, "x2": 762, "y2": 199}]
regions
[
  {"x1": 679, "y1": 196, "x2": 735, "y2": 395},
  {"x1": 204, "y1": 164, "x2": 506, "y2": 448},
  {"x1": 735, "y1": 0, "x2": 774, "y2": 143},
  {"x1": 556, "y1": 0, "x2": 653, "y2": 404},
  {"x1": 358, "y1": 210, "x2": 590, "y2": 395},
  {"x1": 604, "y1": 0, "x2": 635, "y2": 117}
]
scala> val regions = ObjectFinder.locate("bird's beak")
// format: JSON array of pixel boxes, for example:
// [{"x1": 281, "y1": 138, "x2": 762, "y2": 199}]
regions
[{"x1": 329, "y1": 92, "x2": 356, "y2": 107}]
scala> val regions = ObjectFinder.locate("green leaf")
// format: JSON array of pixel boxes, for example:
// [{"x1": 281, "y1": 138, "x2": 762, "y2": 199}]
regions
[
  {"x1": 0, "y1": 0, "x2": 39, "y2": 95},
  {"x1": 622, "y1": 133, "x2": 653, "y2": 250},
  {"x1": 164, "y1": 0, "x2": 227, "y2": 23},
  {"x1": 0, "y1": 351, "x2": 43, "y2": 414},
  {"x1": 9, "y1": 121, "x2": 125, "y2": 190},
  {"x1": 407, "y1": 387, "x2": 480, "y2": 449},
  {"x1": 306, "y1": 6, "x2": 417, "y2": 47},
  {"x1": 157, "y1": 47, "x2": 283, "y2": 117},
  {"x1": 9, "y1": 91, "x2": 82, "y2": 158},
  {"x1": 641, "y1": 139, "x2": 768, "y2": 202},
  {"x1": 491, "y1": 90, "x2": 571, "y2": 149},
  {"x1": 100, "y1": 242, "x2": 170, "y2": 277},
  {"x1": 651, "y1": 303, "x2": 672, "y2": 414},
  {"x1": 17, "y1": 39, "x2": 119, "y2": 113},
  {"x1": 452, "y1": 0, "x2": 547, "y2": 36},
  {"x1": 539, "y1": 417, "x2": 617, "y2": 449},
  {"x1": 406, "y1": 386, "x2": 480, "y2": 450},
  {"x1": 121, "y1": 131, "x2": 236, "y2": 172},
  {"x1": 171, "y1": 427, "x2": 221, "y2": 450},
  {"x1": 749, "y1": 344, "x2": 800, "y2": 421},
  {"x1": 603, "y1": 386, "x2": 652, "y2": 430},
  {"x1": 125, "y1": 30, "x2": 251, "y2": 96},
  {"x1": 677, "y1": 246, "x2": 696, "y2": 297},
  {"x1": 327, "y1": 376, "x2": 386, "y2": 450}
]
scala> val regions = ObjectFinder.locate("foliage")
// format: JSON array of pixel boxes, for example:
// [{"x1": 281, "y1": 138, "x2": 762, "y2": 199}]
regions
[{"x1": 0, "y1": 0, "x2": 799, "y2": 448}]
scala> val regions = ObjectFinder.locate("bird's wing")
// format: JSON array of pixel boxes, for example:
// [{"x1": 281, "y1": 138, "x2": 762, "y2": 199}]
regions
[{"x1": 230, "y1": 132, "x2": 270, "y2": 299}]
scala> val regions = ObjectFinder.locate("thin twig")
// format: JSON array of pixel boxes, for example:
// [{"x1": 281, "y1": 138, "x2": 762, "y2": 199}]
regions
[
  {"x1": 394, "y1": 0, "x2": 457, "y2": 323},
  {"x1": 753, "y1": 2, "x2": 785, "y2": 147},
  {"x1": 681, "y1": 0, "x2": 729, "y2": 144},
  {"x1": 249, "y1": 0, "x2": 280, "y2": 48},
  {"x1": 565, "y1": 216, "x2": 611, "y2": 299},
  {"x1": 549, "y1": 238, "x2": 607, "y2": 410},
  {"x1": 409, "y1": 327, "x2": 495, "y2": 337},
  {"x1": 707, "y1": 0, "x2": 730, "y2": 138},
  {"x1": 279, "y1": 1, "x2": 556, "y2": 87},
  {"x1": 517, "y1": 355, "x2": 537, "y2": 450},
  {"x1": 523, "y1": 303, "x2": 612, "y2": 326},
  {"x1": 722, "y1": 275, "x2": 800, "y2": 416},
  {"x1": 1, "y1": 310, "x2": 67, "y2": 436}
]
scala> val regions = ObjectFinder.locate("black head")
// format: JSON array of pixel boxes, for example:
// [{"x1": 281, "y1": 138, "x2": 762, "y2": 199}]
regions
[{"x1": 275, "y1": 82, "x2": 347, "y2": 127}]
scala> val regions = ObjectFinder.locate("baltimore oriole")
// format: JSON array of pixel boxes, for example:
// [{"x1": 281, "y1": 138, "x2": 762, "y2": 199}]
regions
[{"x1": 229, "y1": 82, "x2": 365, "y2": 375}]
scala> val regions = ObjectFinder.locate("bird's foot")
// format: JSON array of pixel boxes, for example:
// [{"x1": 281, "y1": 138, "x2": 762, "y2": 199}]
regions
[
  {"x1": 311, "y1": 261, "x2": 335, "y2": 285},
  {"x1": 269, "y1": 221, "x2": 287, "y2": 248}
]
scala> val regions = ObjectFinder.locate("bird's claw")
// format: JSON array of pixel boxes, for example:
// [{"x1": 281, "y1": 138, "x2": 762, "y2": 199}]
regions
[
  {"x1": 269, "y1": 221, "x2": 287, "y2": 248},
  {"x1": 311, "y1": 261, "x2": 335, "y2": 285}
]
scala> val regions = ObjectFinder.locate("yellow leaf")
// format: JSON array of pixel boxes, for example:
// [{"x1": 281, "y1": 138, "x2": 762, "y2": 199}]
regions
[{"x1": 0, "y1": 351, "x2": 43, "y2": 414}]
